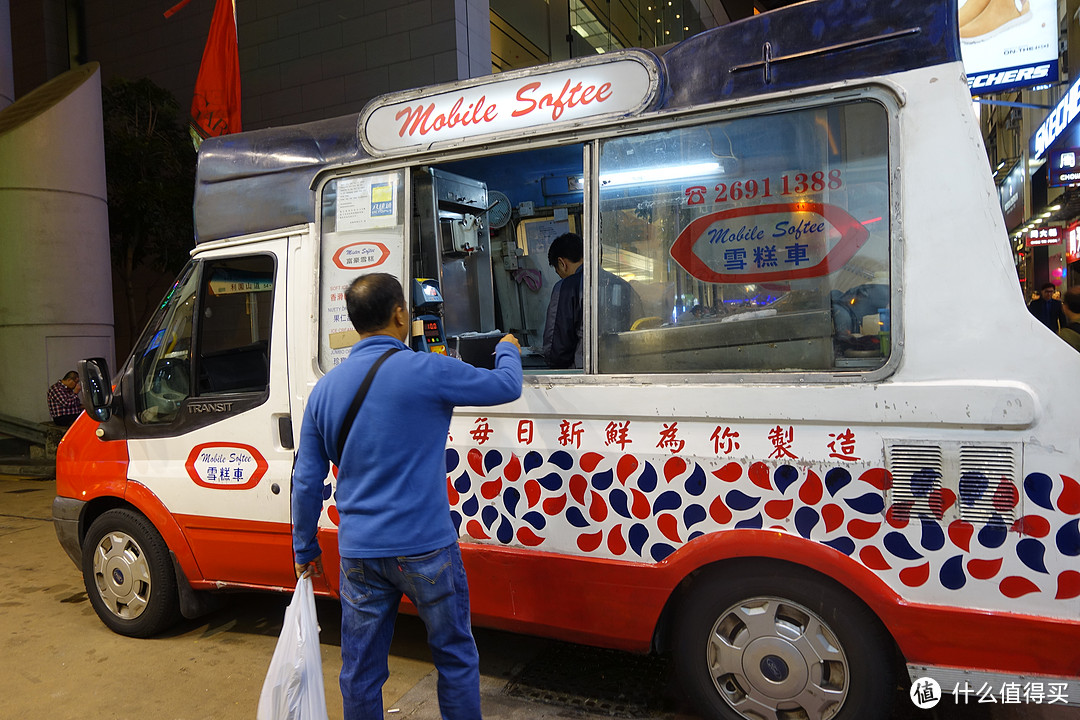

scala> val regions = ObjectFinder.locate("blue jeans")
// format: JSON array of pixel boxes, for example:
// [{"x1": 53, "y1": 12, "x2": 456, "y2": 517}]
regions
[{"x1": 339, "y1": 542, "x2": 481, "y2": 720}]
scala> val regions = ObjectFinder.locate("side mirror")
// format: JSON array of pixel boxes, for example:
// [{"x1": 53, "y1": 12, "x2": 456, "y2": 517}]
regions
[{"x1": 78, "y1": 358, "x2": 113, "y2": 422}]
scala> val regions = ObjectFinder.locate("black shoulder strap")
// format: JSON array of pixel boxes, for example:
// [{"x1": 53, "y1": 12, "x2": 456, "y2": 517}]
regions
[{"x1": 336, "y1": 347, "x2": 401, "y2": 463}]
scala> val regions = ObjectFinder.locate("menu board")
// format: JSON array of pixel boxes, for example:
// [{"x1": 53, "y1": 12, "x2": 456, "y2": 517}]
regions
[
  {"x1": 336, "y1": 175, "x2": 398, "y2": 231},
  {"x1": 320, "y1": 172, "x2": 405, "y2": 370}
]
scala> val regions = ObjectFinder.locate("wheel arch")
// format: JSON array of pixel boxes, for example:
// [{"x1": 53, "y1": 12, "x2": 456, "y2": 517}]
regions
[
  {"x1": 649, "y1": 530, "x2": 905, "y2": 664},
  {"x1": 76, "y1": 482, "x2": 204, "y2": 586}
]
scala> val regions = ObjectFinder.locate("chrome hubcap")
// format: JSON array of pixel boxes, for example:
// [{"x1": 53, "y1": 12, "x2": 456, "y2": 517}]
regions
[
  {"x1": 92, "y1": 531, "x2": 151, "y2": 619},
  {"x1": 707, "y1": 596, "x2": 848, "y2": 720}
]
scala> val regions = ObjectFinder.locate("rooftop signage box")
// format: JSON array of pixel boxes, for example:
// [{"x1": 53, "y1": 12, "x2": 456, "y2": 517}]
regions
[
  {"x1": 1049, "y1": 148, "x2": 1080, "y2": 188},
  {"x1": 961, "y1": 0, "x2": 1057, "y2": 95},
  {"x1": 360, "y1": 52, "x2": 660, "y2": 155},
  {"x1": 1027, "y1": 226, "x2": 1062, "y2": 248}
]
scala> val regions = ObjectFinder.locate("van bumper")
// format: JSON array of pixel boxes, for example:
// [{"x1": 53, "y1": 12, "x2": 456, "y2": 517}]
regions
[{"x1": 52, "y1": 496, "x2": 85, "y2": 568}]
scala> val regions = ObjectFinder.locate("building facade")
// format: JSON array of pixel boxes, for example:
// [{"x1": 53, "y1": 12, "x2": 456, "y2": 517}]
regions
[{"x1": 10, "y1": 0, "x2": 753, "y2": 132}]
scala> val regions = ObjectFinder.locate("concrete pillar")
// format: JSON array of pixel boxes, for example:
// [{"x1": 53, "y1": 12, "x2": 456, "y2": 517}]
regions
[
  {"x1": 0, "y1": 62, "x2": 114, "y2": 422},
  {"x1": 462, "y1": 0, "x2": 492, "y2": 78},
  {"x1": 0, "y1": 0, "x2": 13, "y2": 109}
]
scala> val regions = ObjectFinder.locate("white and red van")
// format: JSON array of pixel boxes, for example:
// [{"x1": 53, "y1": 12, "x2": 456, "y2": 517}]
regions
[{"x1": 54, "y1": 1, "x2": 1080, "y2": 718}]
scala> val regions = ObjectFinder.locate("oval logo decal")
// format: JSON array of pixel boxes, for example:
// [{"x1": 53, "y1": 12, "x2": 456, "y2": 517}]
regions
[
  {"x1": 332, "y1": 241, "x2": 391, "y2": 271},
  {"x1": 185, "y1": 442, "x2": 268, "y2": 490},
  {"x1": 669, "y1": 202, "x2": 872, "y2": 283}
]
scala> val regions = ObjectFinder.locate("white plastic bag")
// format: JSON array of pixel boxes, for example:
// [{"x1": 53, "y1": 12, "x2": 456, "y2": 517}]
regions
[{"x1": 256, "y1": 574, "x2": 330, "y2": 720}]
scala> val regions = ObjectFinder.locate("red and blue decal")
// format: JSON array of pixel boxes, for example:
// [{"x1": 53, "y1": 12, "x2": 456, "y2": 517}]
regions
[{"x1": 428, "y1": 448, "x2": 1080, "y2": 604}]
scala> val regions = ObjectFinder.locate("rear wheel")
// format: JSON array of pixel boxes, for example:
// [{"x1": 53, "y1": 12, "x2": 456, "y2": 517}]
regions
[
  {"x1": 82, "y1": 509, "x2": 182, "y2": 637},
  {"x1": 673, "y1": 566, "x2": 895, "y2": 720}
]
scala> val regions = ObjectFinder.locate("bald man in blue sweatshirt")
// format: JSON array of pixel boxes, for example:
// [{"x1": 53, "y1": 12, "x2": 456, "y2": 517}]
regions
[{"x1": 292, "y1": 273, "x2": 522, "y2": 720}]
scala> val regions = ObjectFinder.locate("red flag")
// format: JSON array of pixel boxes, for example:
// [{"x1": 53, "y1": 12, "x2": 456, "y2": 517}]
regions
[{"x1": 189, "y1": 0, "x2": 241, "y2": 146}]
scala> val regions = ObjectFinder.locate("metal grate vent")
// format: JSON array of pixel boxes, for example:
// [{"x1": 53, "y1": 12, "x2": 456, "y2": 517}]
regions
[
  {"x1": 958, "y1": 445, "x2": 1019, "y2": 526},
  {"x1": 885, "y1": 441, "x2": 1022, "y2": 525},
  {"x1": 885, "y1": 444, "x2": 944, "y2": 521}
]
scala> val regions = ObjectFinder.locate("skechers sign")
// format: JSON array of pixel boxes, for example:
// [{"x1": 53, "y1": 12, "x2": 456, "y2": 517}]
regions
[
  {"x1": 960, "y1": 0, "x2": 1057, "y2": 95},
  {"x1": 967, "y1": 61, "x2": 1054, "y2": 93},
  {"x1": 1032, "y1": 76, "x2": 1080, "y2": 160},
  {"x1": 359, "y1": 51, "x2": 659, "y2": 155}
]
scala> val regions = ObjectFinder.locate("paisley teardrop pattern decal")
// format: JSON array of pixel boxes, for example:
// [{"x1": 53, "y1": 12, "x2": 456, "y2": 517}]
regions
[
  {"x1": 794, "y1": 507, "x2": 819, "y2": 539},
  {"x1": 466, "y1": 519, "x2": 488, "y2": 540},
  {"x1": 999, "y1": 576, "x2": 1040, "y2": 599},
  {"x1": 1058, "y1": 474, "x2": 1080, "y2": 515},
  {"x1": 1017, "y1": 538, "x2": 1049, "y2": 574},
  {"x1": 726, "y1": 489, "x2": 762, "y2": 512},
  {"x1": 467, "y1": 448, "x2": 485, "y2": 477},
  {"x1": 860, "y1": 545, "x2": 891, "y2": 571},
  {"x1": 748, "y1": 462, "x2": 771, "y2": 491},
  {"x1": 712, "y1": 461, "x2": 742, "y2": 483},
  {"x1": 1056, "y1": 570, "x2": 1080, "y2": 600},
  {"x1": 664, "y1": 456, "x2": 687, "y2": 484},
  {"x1": 774, "y1": 465, "x2": 800, "y2": 494},
  {"x1": 1024, "y1": 473, "x2": 1054, "y2": 511},
  {"x1": 799, "y1": 469, "x2": 823, "y2": 505},
  {"x1": 440, "y1": 445, "x2": 1074, "y2": 606},
  {"x1": 1012, "y1": 514, "x2": 1050, "y2": 538},
  {"x1": 607, "y1": 524, "x2": 627, "y2": 556},
  {"x1": 824, "y1": 468, "x2": 851, "y2": 497},
  {"x1": 967, "y1": 557, "x2": 1002, "y2": 580},
  {"x1": 683, "y1": 504, "x2": 707, "y2": 529},
  {"x1": 765, "y1": 499, "x2": 794, "y2": 520},
  {"x1": 939, "y1": 555, "x2": 966, "y2": 591},
  {"x1": 483, "y1": 449, "x2": 503, "y2": 474},
  {"x1": 580, "y1": 452, "x2": 604, "y2": 473}
]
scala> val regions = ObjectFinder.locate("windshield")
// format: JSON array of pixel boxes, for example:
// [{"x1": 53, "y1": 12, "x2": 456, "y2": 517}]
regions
[{"x1": 131, "y1": 262, "x2": 200, "y2": 423}]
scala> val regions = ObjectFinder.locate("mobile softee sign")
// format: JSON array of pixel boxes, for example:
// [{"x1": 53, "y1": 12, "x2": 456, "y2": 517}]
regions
[
  {"x1": 960, "y1": 0, "x2": 1058, "y2": 94},
  {"x1": 360, "y1": 51, "x2": 660, "y2": 155}
]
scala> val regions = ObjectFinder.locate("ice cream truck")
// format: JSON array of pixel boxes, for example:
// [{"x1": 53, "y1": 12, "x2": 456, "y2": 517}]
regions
[{"x1": 54, "y1": 1, "x2": 1080, "y2": 718}]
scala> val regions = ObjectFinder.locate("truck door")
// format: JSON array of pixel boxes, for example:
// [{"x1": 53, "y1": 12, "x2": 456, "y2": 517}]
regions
[{"x1": 122, "y1": 235, "x2": 296, "y2": 588}]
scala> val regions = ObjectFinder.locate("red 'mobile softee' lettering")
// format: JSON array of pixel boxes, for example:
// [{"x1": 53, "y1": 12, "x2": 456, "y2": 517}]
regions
[
  {"x1": 513, "y1": 78, "x2": 613, "y2": 121},
  {"x1": 394, "y1": 95, "x2": 499, "y2": 138}
]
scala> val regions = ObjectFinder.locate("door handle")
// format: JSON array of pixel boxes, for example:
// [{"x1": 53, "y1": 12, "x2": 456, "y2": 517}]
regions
[{"x1": 277, "y1": 414, "x2": 294, "y2": 450}]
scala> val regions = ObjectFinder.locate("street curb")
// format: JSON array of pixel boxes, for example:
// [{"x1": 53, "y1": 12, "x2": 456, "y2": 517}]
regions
[{"x1": 0, "y1": 463, "x2": 55, "y2": 478}]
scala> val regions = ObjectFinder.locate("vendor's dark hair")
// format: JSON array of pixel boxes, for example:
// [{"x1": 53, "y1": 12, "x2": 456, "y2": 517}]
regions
[
  {"x1": 548, "y1": 232, "x2": 584, "y2": 267},
  {"x1": 1041, "y1": 282, "x2": 1056, "y2": 291},
  {"x1": 346, "y1": 273, "x2": 405, "y2": 333}
]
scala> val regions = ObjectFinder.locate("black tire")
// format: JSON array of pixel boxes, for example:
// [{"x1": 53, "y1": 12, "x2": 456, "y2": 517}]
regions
[
  {"x1": 81, "y1": 509, "x2": 182, "y2": 637},
  {"x1": 673, "y1": 564, "x2": 895, "y2": 720}
]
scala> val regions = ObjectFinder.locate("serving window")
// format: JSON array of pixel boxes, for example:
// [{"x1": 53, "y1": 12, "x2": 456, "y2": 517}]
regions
[{"x1": 596, "y1": 99, "x2": 891, "y2": 374}]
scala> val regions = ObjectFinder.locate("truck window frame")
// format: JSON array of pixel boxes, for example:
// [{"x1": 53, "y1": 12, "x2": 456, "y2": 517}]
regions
[
  {"x1": 119, "y1": 252, "x2": 278, "y2": 438},
  {"x1": 592, "y1": 96, "x2": 895, "y2": 376}
]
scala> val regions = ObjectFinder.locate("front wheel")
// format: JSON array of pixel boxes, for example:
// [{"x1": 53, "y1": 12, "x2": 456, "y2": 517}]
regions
[
  {"x1": 82, "y1": 509, "x2": 182, "y2": 637},
  {"x1": 673, "y1": 566, "x2": 896, "y2": 720}
]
